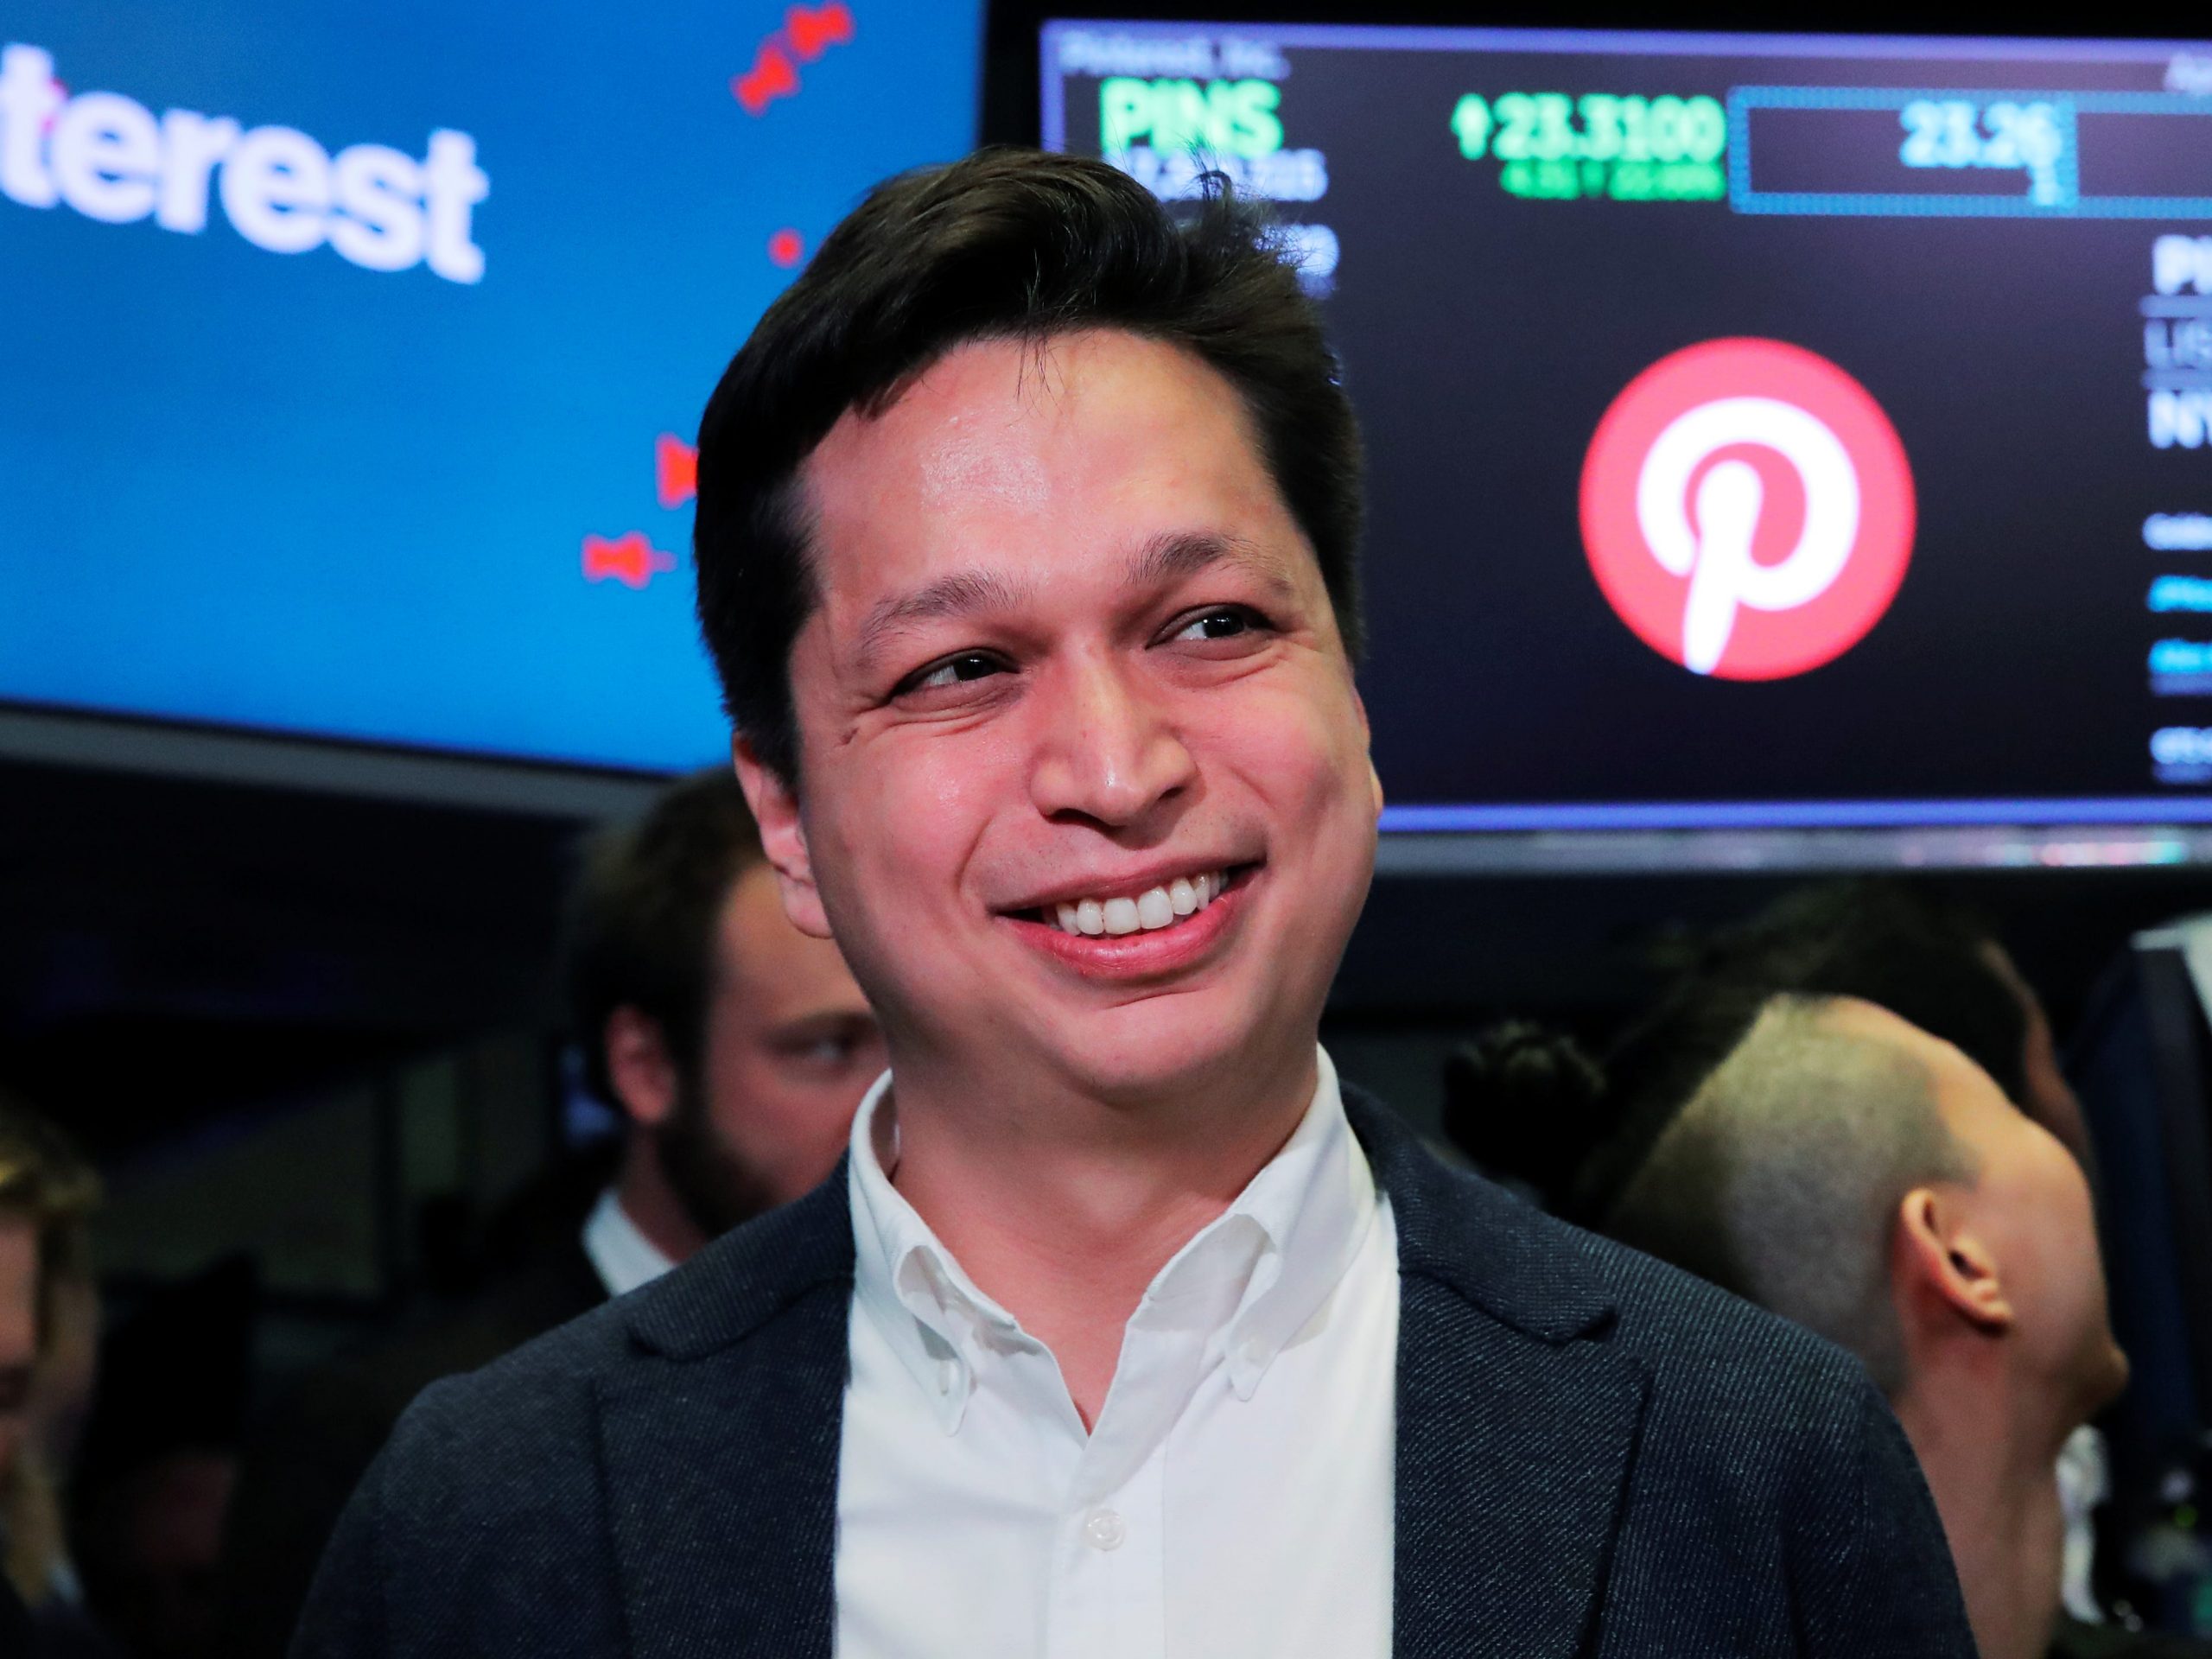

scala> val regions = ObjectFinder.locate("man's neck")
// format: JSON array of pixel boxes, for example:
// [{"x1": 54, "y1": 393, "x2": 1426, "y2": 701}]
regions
[
  {"x1": 880, "y1": 1040, "x2": 1321, "y2": 1428},
  {"x1": 1892, "y1": 1367, "x2": 2069, "y2": 1659}
]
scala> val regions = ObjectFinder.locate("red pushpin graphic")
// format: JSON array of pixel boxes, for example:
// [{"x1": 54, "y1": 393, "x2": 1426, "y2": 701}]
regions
[
  {"x1": 785, "y1": 2, "x2": 855, "y2": 60},
  {"x1": 656, "y1": 434, "x2": 698, "y2": 507},
  {"x1": 583, "y1": 531, "x2": 677, "y2": 588},
  {"x1": 733, "y1": 41, "x2": 800, "y2": 114}
]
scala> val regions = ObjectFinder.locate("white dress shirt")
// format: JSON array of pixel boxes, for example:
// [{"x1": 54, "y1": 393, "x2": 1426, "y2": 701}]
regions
[
  {"x1": 836, "y1": 1047, "x2": 1398, "y2": 1659},
  {"x1": 580, "y1": 1186, "x2": 677, "y2": 1299}
]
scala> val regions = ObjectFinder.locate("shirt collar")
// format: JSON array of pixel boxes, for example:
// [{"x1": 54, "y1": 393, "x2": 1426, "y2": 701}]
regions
[
  {"x1": 581, "y1": 1187, "x2": 678, "y2": 1300},
  {"x1": 845, "y1": 1046, "x2": 1376, "y2": 1432}
]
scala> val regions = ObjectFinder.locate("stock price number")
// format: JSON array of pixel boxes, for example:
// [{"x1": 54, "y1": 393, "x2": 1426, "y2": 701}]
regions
[
  {"x1": 1452, "y1": 92, "x2": 1726, "y2": 165},
  {"x1": 1452, "y1": 92, "x2": 1726, "y2": 203},
  {"x1": 1897, "y1": 99, "x2": 2066, "y2": 204}
]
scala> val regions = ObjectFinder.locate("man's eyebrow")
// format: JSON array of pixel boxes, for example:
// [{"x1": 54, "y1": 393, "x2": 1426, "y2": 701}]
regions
[
  {"x1": 1125, "y1": 531, "x2": 1298, "y2": 598},
  {"x1": 855, "y1": 567, "x2": 1030, "y2": 670},
  {"x1": 853, "y1": 533, "x2": 1297, "y2": 670}
]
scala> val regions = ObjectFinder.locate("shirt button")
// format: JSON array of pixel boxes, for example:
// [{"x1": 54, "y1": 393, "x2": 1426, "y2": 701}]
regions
[{"x1": 1083, "y1": 1508, "x2": 1127, "y2": 1551}]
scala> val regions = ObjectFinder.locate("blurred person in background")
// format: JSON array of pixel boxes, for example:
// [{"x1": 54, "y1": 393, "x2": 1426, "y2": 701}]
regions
[
  {"x1": 0, "y1": 1090, "x2": 113, "y2": 1656},
  {"x1": 1589, "y1": 991, "x2": 2152, "y2": 1659},
  {"x1": 218, "y1": 766, "x2": 882, "y2": 1657},
  {"x1": 1656, "y1": 879, "x2": 2120, "y2": 1617},
  {"x1": 1446, "y1": 880, "x2": 2088, "y2": 1224},
  {"x1": 1449, "y1": 880, "x2": 2133, "y2": 1641}
]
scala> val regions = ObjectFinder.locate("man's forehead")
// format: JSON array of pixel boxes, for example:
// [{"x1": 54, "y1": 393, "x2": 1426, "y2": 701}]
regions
[{"x1": 802, "y1": 331, "x2": 1270, "y2": 533}]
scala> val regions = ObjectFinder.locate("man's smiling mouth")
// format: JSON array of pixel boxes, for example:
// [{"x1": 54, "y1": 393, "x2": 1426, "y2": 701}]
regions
[
  {"x1": 1046, "y1": 869, "x2": 1225, "y2": 937},
  {"x1": 1006, "y1": 864, "x2": 1259, "y2": 941}
]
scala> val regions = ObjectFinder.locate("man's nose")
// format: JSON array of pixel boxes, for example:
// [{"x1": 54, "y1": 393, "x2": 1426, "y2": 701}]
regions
[{"x1": 1027, "y1": 653, "x2": 1196, "y2": 830}]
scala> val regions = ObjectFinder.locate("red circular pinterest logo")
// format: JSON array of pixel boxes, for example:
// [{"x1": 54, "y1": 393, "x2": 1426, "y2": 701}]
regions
[{"x1": 1580, "y1": 339, "x2": 1916, "y2": 679}]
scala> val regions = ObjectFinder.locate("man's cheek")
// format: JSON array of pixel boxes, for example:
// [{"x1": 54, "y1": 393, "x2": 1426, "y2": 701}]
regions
[{"x1": 1206, "y1": 695, "x2": 1360, "y2": 807}]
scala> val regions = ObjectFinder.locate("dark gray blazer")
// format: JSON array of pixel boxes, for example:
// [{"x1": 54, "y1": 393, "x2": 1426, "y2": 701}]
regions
[{"x1": 293, "y1": 1092, "x2": 1975, "y2": 1658}]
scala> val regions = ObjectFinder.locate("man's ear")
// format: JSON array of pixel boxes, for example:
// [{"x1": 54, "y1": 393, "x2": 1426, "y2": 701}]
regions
[
  {"x1": 603, "y1": 1007, "x2": 679, "y2": 1128},
  {"x1": 731, "y1": 736, "x2": 834, "y2": 939},
  {"x1": 1897, "y1": 1186, "x2": 2015, "y2": 1334}
]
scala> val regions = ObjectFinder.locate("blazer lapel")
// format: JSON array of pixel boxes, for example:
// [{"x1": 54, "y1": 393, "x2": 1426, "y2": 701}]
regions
[
  {"x1": 595, "y1": 1173, "x2": 857, "y2": 1659},
  {"x1": 1346, "y1": 1092, "x2": 1650, "y2": 1659}
]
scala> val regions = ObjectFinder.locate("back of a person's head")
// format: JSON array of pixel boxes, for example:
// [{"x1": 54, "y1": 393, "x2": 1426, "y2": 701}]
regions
[
  {"x1": 692, "y1": 146, "x2": 1364, "y2": 784},
  {"x1": 1601, "y1": 993, "x2": 1973, "y2": 1394},
  {"x1": 562, "y1": 768, "x2": 766, "y2": 1108},
  {"x1": 1690, "y1": 879, "x2": 2030, "y2": 1105}
]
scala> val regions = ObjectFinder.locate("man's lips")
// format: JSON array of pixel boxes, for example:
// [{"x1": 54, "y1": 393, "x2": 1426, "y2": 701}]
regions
[
  {"x1": 999, "y1": 865, "x2": 1257, "y2": 980},
  {"x1": 997, "y1": 857, "x2": 1255, "y2": 919}
]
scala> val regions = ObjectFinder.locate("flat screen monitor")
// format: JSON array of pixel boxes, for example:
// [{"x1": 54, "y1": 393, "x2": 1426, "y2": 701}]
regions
[
  {"x1": 1038, "y1": 21, "x2": 2212, "y2": 856},
  {"x1": 0, "y1": 2, "x2": 981, "y2": 778}
]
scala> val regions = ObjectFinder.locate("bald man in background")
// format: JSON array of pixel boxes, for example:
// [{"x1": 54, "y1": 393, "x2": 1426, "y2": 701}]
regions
[{"x1": 1605, "y1": 993, "x2": 2142, "y2": 1659}]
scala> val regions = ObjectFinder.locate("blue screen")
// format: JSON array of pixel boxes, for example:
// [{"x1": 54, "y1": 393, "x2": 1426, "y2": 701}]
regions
[{"x1": 0, "y1": 1, "x2": 981, "y2": 772}]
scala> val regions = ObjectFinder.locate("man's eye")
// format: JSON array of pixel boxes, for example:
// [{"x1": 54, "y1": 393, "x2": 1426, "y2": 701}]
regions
[
  {"x1": 782, "y1": 1024, "x2": 880, "y2": 1069},
  {"x1": 906, "y1": 652, "x2": 1006, "y2": 693},
  {"x1": 1173, "y1": 608, "x2": 1257, "y2": 643}
]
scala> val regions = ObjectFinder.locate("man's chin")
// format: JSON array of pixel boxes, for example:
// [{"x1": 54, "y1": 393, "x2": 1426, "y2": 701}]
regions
[
  {"x1": 655, "y1": 1112, "x2": 776, "y2": 1239},
  {"x1": 1027, "y1": 997, "x2": 1291, "y2": 1107}
]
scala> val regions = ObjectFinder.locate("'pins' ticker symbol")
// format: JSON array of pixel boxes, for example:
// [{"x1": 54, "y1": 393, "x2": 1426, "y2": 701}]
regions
[{"x1": 583, "y1": 532, "x2": 677, "y2": 589}]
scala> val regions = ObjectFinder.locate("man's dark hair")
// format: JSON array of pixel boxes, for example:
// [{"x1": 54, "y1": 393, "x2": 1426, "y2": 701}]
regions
[
  {"x1": 562, "y1": 769, "x2": 765, "y2": 1105},
  {"x1": 1448, "y1": 880, "x2": 2034, "y2": 1223},
  {"x1": 1685, "y1": 879, "x2": 2031, "y2": 1105},
  {"x1": 693, "y1": 147, "x2": 1365, "y2": 782},
  {"x1": 1443, "y1": 982, "x2": 1776, "y2": 1224}
]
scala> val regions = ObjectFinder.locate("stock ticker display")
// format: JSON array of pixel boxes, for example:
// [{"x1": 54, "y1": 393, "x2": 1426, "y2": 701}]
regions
[
  {"x1": 1046, "y1": 24, "x2": 2212, "y2": 830},
  {"x1": 0, "y1": 3, "x2": 979, "y2": 772}
]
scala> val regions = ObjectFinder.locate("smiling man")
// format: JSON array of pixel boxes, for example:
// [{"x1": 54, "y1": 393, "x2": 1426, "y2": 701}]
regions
[{"x1": 293, "y1": 151, "x2": 1975, "y2": 1658}]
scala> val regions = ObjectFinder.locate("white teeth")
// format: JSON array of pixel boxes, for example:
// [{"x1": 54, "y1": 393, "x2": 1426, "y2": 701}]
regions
[{"x1": 1048, "y1": 871, "x2": 1228, "y2": 938}]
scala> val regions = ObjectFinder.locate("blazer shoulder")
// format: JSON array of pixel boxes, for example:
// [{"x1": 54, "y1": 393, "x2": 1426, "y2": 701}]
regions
[
  {"x1": 368, "y1": 1165, "x2": 858, "y2": 1503},
  {"x1": 1572, "y1": 1204, "x2": 1871, "y2": 1399},
  {"x1": 389, "y1": 1167, "x2": 854, "y2": 1451}
]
